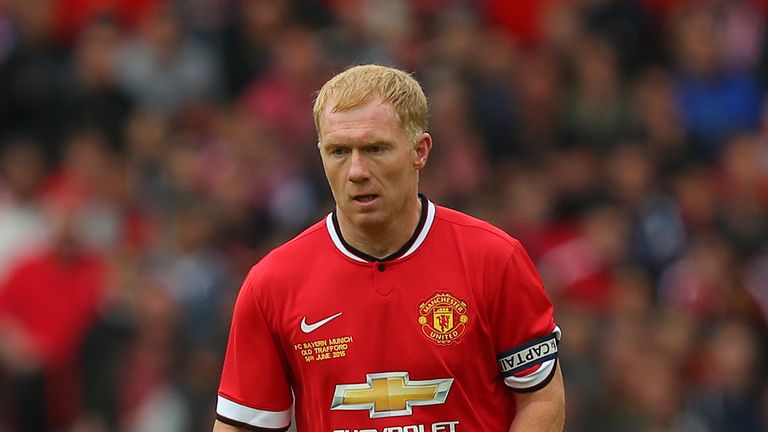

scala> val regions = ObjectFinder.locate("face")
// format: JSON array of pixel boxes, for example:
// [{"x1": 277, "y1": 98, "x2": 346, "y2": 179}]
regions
[{"x1": 318, "y1": 97, "x2": 431, "y2": 232}]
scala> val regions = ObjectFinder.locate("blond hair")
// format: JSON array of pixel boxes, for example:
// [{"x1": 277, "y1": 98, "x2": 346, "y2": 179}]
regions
[{"x1": 313, "y1": 64, "x2": 429, "y2": 144}]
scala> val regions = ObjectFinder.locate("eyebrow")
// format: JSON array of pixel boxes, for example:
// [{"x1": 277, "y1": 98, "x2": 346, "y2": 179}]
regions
[{"x1": 320, "y1": 139, "x2": 393, "y2": 148}]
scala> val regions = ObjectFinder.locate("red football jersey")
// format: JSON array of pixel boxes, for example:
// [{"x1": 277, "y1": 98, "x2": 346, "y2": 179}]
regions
[{"x1": 217, "y1": 197, "x2": 560, "y2": 431}]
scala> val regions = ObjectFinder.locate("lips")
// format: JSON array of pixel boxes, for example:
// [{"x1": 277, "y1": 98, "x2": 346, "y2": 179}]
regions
[{"x1": 352, "y1": 194, "x2": 378, "y2": 203}]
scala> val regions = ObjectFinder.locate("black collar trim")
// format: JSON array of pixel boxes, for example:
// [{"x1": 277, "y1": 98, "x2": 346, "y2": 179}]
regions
[{"x1": 326, "y1": 194, "x2": 434, "y2": 262}]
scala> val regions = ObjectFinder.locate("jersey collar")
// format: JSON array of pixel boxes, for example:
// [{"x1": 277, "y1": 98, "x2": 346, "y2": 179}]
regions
[{"x1": 325, "y1": 194, "x2": 436, "y2": 263}]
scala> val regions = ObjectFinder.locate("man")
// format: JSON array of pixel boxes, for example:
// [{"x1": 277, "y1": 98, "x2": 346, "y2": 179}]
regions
[{"x1": 213, "y1": 65, "x2": 564, "y2": 432}]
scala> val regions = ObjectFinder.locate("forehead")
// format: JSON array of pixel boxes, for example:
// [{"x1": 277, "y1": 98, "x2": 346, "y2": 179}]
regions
[{"x1": 319, "y1": 98, "x2": 404, "y2": 143}]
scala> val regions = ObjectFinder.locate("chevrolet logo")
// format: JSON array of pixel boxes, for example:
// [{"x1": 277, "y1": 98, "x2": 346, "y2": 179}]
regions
[{"x1": 331, "y1": 372, "x2": 453, "y2": 418}]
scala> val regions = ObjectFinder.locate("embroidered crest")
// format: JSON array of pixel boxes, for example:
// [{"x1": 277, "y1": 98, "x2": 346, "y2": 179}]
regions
[{"x1": 417, "y1": 292, "x2": 469, "y2": 345}]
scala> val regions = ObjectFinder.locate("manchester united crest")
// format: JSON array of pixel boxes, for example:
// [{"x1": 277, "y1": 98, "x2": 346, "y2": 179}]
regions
[{"x1": 417, "y1": 292, "x2": 470, "y2": 345}]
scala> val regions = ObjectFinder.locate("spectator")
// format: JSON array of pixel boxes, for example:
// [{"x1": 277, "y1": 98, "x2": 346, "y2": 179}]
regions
[
  {"x1": 117, "y1": 3, "x2": 220, "y2": 114},
  {"x1": 671, "y1": 5, "x2": 763, "y2": 161},
  {"x1": 0, "y1": 201, "x2": 107, "y2": 430},
  {"x1": 0, "y1": 139, "x2": 51, "y2": 285},
  {"x1": 62, "y1": 16, "x2": 134, "y2": 152}
]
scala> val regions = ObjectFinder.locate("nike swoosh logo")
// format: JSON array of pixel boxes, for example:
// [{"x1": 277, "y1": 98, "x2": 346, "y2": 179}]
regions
[{"x1": 301, "y1": 312, "x2": 343, "y2": 333}]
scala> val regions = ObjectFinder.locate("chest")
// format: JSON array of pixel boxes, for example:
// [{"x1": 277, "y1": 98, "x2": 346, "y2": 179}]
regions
[{"x1": 274, "y1": 257, "x2": 498, "y2": 388}]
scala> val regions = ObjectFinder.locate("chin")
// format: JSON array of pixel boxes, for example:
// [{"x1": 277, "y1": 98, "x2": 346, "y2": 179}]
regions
[
  {"x1": 350, "y1": 212, "x2": 386, "y2": 228},
  {"x1": 340, "y1": 207, "x2": 386, "y2": 229}
]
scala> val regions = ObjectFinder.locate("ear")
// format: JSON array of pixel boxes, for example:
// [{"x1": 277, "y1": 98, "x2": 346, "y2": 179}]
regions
[{"x1": 413, "y1": 132, "x2": 432, "y2": 170}]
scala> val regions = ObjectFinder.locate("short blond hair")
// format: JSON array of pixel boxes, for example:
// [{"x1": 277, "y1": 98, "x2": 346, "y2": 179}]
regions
[{"x1": 313, "y1": 64, "x2": 429, "y2": 144}]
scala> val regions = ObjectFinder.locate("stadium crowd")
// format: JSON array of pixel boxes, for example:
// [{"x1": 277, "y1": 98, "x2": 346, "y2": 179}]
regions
[{"x1": 0, "y1": 0, "x2": 767, "y2": 431}]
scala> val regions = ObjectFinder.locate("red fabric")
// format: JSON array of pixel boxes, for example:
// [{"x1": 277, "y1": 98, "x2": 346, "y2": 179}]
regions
[
  {"x1": 536, "y1": 225, "x2": 616, "y2": 313},
  {"x1": 240, "y1": 74, "x2": 318, "y2": 158},
  {"x1": 0, "y1": 250, "x2": 105, "y2": 368},
  {"x1": 477, "y1": 0, "x2": 554, "y2": 47},
  {"x1": 52, "y1": 0, "x2": 160, "y2": 43},
  {"x1": 0, "y1": 249, "x2": 105, "y2": 426},
  {"x1": 218, "y1": 202, "x2": 557, "y2": 430}
]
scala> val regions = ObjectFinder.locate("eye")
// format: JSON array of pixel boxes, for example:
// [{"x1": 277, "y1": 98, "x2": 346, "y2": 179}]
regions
[
  {"x1": 329, "y1": 147, "x2": 350, "y2": 156},
  {"x1": 366, "y1": 144, "x2": 383, "y2": 154}
]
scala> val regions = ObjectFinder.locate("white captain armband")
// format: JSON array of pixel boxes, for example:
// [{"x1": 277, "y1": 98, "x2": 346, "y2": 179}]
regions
[{"x1": 497, "y1": 329, "x2": 560, "y2": 378}]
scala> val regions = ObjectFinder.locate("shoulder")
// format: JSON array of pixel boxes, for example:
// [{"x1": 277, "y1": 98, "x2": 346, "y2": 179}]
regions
[
  {"x1": 433, "y1": 205, "x2": 521, "y2": 252},
  {"x1": 242, "y1": 218, "x2": 328, "y2": 291},
  {"x1": 273, "y1": 218, "x2": 329, "y2": 258},
  {"x1": 261, "y1": 218, "x2": 327, "y2": 265}
]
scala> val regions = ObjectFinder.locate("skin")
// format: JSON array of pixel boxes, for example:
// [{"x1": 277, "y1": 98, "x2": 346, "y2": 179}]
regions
[
  {"x1": 213, "y1": 96, "x2": 565, "y2": 432},
  {"x1": 317, "y1": 97, "x2": 431, "y2": 258},
  {"x1": 212, "y1": 422, "x2": 242, "y2": 432},
  {"x1": 510, "y1": 363, "x2": 565, "y2": 432}
]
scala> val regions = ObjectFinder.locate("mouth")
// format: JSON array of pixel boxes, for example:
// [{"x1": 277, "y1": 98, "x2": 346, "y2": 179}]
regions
[{"x1": 352, "y1": 194, "x2": 378, "y2": 204}]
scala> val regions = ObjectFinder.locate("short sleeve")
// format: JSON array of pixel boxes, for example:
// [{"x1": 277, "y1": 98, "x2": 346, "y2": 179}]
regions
[
  {"x1": 492, "y1": 241, "x2": 561, "y2": 392},
  {"x1": 216, "y1": 268, "x2": 293, "y2": 431}
]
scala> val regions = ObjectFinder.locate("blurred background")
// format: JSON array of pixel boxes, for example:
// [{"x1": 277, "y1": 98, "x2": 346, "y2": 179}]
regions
[{"x1": 0, "y1": 0, "x2": 766, "y2": 431}]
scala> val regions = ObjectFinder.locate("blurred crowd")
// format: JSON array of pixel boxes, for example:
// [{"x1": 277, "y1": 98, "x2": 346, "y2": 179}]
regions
[{"x1": 0, "y1": 0, "x2": 767, "y2": 431}]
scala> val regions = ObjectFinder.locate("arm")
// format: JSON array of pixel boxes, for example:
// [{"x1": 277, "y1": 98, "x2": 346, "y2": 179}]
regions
[
  {"x1": 212, "y1": 420, "x2": 247, "y2": 432},
  {"x1": 213, "y1": 267, "x2": 293, "y2": 431},
  {"x1": 509, "y1": 362, "x2": 565, "y2": 432}
]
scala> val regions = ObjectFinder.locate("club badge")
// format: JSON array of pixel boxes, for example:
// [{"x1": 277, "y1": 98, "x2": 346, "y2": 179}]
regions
[{"x1": 418, "y1": 292, "x2": 469, "y2": 345}]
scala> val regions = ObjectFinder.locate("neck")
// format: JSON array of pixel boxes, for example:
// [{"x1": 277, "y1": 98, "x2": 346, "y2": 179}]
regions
[{"x1": 337, "y1": 195, "x2": 423, "y2": 260}]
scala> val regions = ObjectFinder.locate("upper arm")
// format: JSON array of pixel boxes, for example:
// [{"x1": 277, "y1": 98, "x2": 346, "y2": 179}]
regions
[
  {"x1": 511, "y1": 362, "x2": 565, "y2": 432},
  {"x1": 216, "y1": 268, "x2": 293, "y2": 430},
  {"x1": 492, "y1": 242, "x2": 561, "y2": 392}
]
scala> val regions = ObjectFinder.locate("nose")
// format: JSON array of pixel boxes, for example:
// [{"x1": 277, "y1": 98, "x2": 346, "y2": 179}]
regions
[{"x1": 347, "y1": 150, "x2": 370, "y2": 183}]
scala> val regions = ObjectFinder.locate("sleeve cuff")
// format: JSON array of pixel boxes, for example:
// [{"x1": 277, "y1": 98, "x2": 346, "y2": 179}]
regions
[{"x1": 216, "y1": 395, "x2": 291, "y2": 431}]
